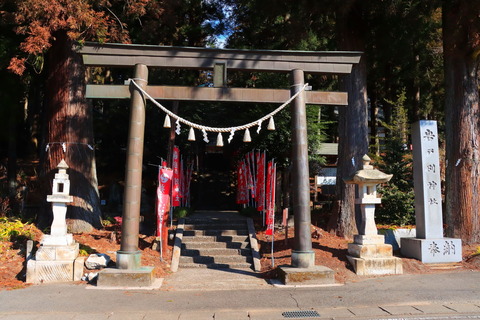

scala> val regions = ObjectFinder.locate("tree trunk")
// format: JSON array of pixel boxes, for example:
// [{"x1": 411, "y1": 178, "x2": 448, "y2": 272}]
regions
[
  {"x1": 443, "y1": 0, "x2": 480, "y2": 244},
  {"x1": 41, "y1": 31, "x2": 102, "y2": 232},
  {"x1": 328, "y1": 0, "x2": 369, "y2": 238}
]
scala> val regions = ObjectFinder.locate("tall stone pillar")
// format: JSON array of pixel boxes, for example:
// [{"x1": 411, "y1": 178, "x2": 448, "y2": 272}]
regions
[
  {"x1": 97, "y1": 64, "x2": 155, "y2": 288},
  {"x1": 277, "y1": 70, "x2": 335, "y2": 286},
  {"x1": 290, "y1": 69, "x2": 315, "y2": 269},
  {"x1": 118, "y1": 64, "x2": 148, "y2": 269},
  {"x1": 401, "y1": 120, "x2": 462, "y2": 263}
]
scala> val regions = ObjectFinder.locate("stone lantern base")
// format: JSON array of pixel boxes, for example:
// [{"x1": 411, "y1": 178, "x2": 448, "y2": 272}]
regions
[
  {"x1": 346, "y1": 235, "x2": 403, "y2": 276},
  {"x1": 26, "y1": 237, "x2": 85, "y2": 284}
]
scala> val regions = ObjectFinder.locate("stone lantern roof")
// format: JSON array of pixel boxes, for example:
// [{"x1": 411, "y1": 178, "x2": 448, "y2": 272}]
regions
[{"x1": 344, "y1": 155, "x2": 393, "y2": 185}]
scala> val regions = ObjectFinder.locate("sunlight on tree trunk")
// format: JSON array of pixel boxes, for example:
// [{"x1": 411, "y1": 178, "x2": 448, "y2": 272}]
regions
[
  {"x1": 443, "y1": 0, "x2": 480, "y2": 244},
  {"x1": 41, "y1": 31, "x2": 102, "y2": 233},
  {"x1": 328, "y1": 0, "x2": 369, "y2": 239}
]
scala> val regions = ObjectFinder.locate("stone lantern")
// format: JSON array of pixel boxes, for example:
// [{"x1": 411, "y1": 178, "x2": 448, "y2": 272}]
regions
[
  {"x1": 344, "y1": 155, "x2": 402, "y2": 275},
  {"x1": 44, "y1": 159, "x2": 74, "y2": 245},
  {"x1": 27, "y1": 160, "x2": 84, "y2": 283}
]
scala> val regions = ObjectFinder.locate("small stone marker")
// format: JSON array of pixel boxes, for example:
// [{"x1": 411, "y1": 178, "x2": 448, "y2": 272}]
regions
[
  {"x1": 345, "y1": 155, "x2": 402, "y2": 275},
  {"x1": 26, "y1": 160, "x2": 84, "y2": 283},
  {"x1": 401, "y1": 120, "x2": 462, "y2": 263}
]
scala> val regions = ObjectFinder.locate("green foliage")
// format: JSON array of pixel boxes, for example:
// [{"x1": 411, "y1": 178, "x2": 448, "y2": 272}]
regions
[
  {"x1": 102, "y1": 217, "x2": 116, "y2": 227},
  {"x1": 473, "y1": 246, "x2": 480, "y2": 257},
  {"x1": 0, "y1": 217, "x2": 35, "y2": 242},
  {"x1": 376, "y1": 185, "x2": 415, "y2": 226},
  {"x1": 78, "y1": 244, "x2": 95, "y2": 256},
  {"x1": 173, "y1": 207, "x2": 192, "y2": 219},
  {"x1": 376, "y1": 89, "x2": 415, "y2": 226}
]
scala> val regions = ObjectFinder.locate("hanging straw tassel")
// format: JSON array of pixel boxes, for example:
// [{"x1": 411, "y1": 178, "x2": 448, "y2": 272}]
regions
[
  {"x1": 163, "y1": 114, "x2": 171, "y2": 128},
  {"x1": 188, "y1": 127, "x2": 196, "y2": 141},
  {"x1": 243, "y1": 128, "x2": 252, "y2": 142},
  {"x1": 267, "y1": 116, "x2": 275, "y2": 130},
  {"x1": 216, "y1": 132, "x2": 224, "y2": 147}
]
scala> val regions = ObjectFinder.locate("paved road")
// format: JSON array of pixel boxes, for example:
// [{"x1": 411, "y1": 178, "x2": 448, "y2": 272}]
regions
[{"x1": 1, "y1": 271, "x2": 479, "y2": 319}]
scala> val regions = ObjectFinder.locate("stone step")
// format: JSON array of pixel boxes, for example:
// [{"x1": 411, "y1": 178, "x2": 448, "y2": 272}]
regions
[
  {"x1": 178, "y1": 262, "x2": 253, "y2": 269},
  {"x1": 181, "y1": 235, "x2": 249, "y2": 243},
  {"x1": 182, "y1": 241, "x2": 250, "y2": 250},
  {"x1": 181, "y1": 248, "x2": 252, "y2": 257},
  {"x1": 179, "y1": 255, "x2": 253, "y2": 265},
  {"x1": 185, "y1": 218, "x2": 247, "y2": 224},
  {"x1": 184, "y1": 223, "x2": 247, "y2": 231},
  {"x1": 183, "y1": 229, "x2": 249, "y2": 237}
]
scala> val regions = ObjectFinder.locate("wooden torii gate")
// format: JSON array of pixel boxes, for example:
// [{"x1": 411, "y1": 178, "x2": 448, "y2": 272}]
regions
[{"x1": 80, "y1": 42, "x2": 361, "y2": 286}]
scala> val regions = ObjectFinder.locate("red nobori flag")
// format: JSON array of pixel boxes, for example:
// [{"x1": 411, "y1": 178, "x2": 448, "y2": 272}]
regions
[
  {"x1": 256, "y1": 152, "x2": 266, "y2": 211},
  {"x1": 265, "y1": 160, "x2": 275, "y2": 235},
  {"x1": 172, "y1": 146, "x2": 181, "y2": 207},
  {"x1": 265, "y1": 162, "x2": 276, "y2": 235},
  {"x1": 156, "y1": 168, "x2": 173, "y2": 237},
  {"x1": 236, "y1": 160, "x2": 248, "y2": 204}
]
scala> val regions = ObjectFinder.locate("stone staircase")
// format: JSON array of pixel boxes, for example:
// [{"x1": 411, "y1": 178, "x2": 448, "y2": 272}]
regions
[{"x1": 177, "y1": 213, "x2": 257, "y2": 270}]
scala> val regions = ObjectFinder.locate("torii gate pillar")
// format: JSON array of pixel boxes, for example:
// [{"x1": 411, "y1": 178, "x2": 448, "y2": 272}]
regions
[
  {"x1": 277, "y1": 70, "x2": 335, "y2": 285},
  {"x1": 117, "y1": 63, "x2": 148, "y2": 269},
  {"x1": 290, "y1": 69, "x2": 315, "y2": 268},
  {"x1": 97, "y1": 64, "x2": 156, "y2": 287}
]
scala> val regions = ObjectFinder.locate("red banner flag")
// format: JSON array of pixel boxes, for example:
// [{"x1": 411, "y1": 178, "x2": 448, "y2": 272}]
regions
[
  {"x1": 236, "y1": 160, "x2": 248, "y2": 204},
  {"x1": 172, "y1": 146, "x2": 181, "y2": 207},
  {"x1": 156, "y1": 168, "x2": 173, "y2": 238},
  {"x1": 256, "y1": 152, "x2": 266, "y2": 211},
  {"x1": 265, "y1": 161, "x2": 274, "y2": 235},
  {"x1": 179, "y1": 157, "x2": 184, "y2": 206}
]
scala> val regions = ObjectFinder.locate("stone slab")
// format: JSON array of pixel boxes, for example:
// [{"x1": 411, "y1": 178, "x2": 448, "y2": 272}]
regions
[
  {"x1": 144, "y1": 313, "x2": 182, "y2": 320},
  {"x1": 41, "y1": 234, "x2": 74, "y2": 246},
  {"x1": 444, "y1": 303, "x2": 480, "y2": 313},
  {"x1": 74, "y1": 256, "x2": 85, "y2": 281},
  {"x1": 347, "y1": 306, "x2": 390, "y2": 317},
  {"x1": 277, "y1": 265, "x2": 335, "y2": 285},
  {"x1": 26, "y1": 259, "x2": 77, "y2": 283},
  {"x1": 348, "y1": 243, "x2": 393, "y2": 258},
  {"x1": 401, "y1": 237, "x2": 462, "y2": 263},
  {"x1": 214, "y1": 311, "x2": 249, "y2": 320},
  {"x1": 35, "y1": 242, "x2": 79, "y2": 261},
  {"x1": 96, "y1": 267, "x2": 154, "y2": 288},
  {"x1": 380, "y1": 305, "x2": 423, "y2": 315},
  {"x1": 378, "y1": 228, "x2": 416, "y2": 250},
  {"x1": 347, "y1": 255, "x2": 402, "y2": 276},
  {"x1": 248, "y1": 310, "x2": 289, "y2": 320},
  {"x1": 411, "y1": 304, "x2": 454, "y2": 314},
  {"x1": 72, "y1": 313, "x2": 110, "y2": 320},
  {"x1": 0, "y1": 313, "x2": 56, "y2": 320},
  {"x1": 178, "y1": 311, "x2": 215, "y2": 320},
  {"x1": 99, "y1": 312, "x2": 146, "y2": 320},
  {"x1": 353, "y1": 234, "x2": 385, "y2": 245},
  {"x1": 316, "y1": 307, "x2": 354, "y2": 318}
]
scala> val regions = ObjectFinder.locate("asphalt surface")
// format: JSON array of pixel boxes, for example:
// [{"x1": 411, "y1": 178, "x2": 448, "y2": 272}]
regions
[{"x1": 1, "y1": 270, "x2": 480, "y2": 319}]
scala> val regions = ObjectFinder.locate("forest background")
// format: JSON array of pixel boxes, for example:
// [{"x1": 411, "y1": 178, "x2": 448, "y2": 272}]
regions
[{"x1": 0, "y1": 0, "x2": 479, "y2": 244}]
